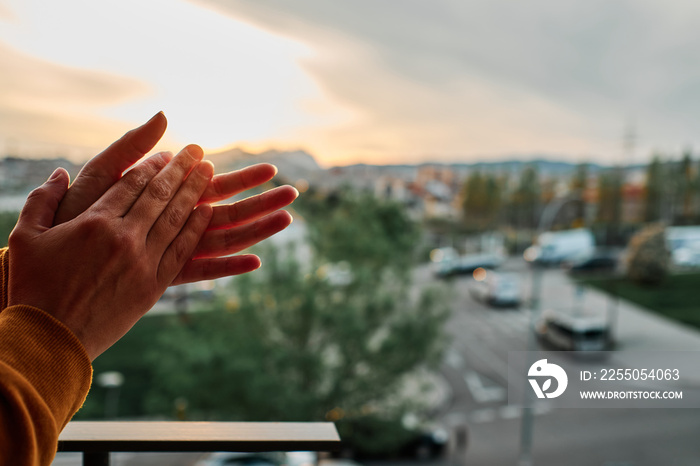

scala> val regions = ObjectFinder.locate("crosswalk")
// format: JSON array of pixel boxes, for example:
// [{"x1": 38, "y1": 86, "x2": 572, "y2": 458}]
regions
[
  {"x1": 443, "y1": 401, "x2": 552, "y2": 425},
  {"x1": 437, "y1": 274, "x2": 555, "y2": 427}
]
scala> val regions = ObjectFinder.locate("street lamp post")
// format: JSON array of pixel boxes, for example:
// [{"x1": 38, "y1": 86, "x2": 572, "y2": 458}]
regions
[
  {"x1": 517, "y1": 194, "x2": 583, "y2": 466},
  {"x1": 96, "y1": 372, "x2": 124, "y2": 419}
]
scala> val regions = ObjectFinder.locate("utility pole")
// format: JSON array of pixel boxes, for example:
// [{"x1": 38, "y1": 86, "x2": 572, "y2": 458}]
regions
[{"x1": 624, "y1": 120, "x2": 636, "y2": 168}]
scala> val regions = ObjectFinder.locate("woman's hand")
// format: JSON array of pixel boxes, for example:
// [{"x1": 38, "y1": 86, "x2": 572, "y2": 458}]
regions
[
  {"x1": 53, "y1": 112, "x2": 297, "y2": 284},
  {"x1": 8, "y1": 146, "x2": 214, "y2": 360}
]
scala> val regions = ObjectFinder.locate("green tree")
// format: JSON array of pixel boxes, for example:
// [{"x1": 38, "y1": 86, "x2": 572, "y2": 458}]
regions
[
  {"x1": 596, "y1": 167, "x2": 623, "y2": 244},
  {"x1": 145, "y1": 193, "x2": 449, "y2": 454},
  {"x1": 302, "y1": 190, "x2": 420, "y2": 275},
  {"x1": 570, "y1": 163, "x2": 589, "y2": 226},
  {"x1": 0, "y1": 211, "x2": 19, "y2": 246},
  {"x1": 677, "y1": 150, "x2": 695, "y2": 224},
  {"x1": 644, "y1": 156, "x2": 663, "y2": 223},
  {"x1": 510, "y1": 165, "x2": 540, "y2": 229},
  {"x1": 461, "y1": 171, "x2": 502, "y2": 231},
  {"x1": 626, "y1": 224, "x2": 670, "y2": 286}
]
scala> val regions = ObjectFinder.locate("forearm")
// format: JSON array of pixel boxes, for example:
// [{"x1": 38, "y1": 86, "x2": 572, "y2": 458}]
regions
[
  {"x1": 1, "y1": 247, "x2": 8, "y2": 311},
  {"x1": 0, "y1": 301, "x2": 92, "y2": 465}
]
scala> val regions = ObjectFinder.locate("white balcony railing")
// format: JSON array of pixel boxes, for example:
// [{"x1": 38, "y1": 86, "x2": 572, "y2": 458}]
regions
[{"x1": 58, "y1": 421, "x2": 341, "y2": 466}]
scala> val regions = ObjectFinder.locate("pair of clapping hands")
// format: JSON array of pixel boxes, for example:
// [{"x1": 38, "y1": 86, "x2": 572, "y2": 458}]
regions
[{"x1": 6, "y1": 112, "x2": 297, "y2": 360}]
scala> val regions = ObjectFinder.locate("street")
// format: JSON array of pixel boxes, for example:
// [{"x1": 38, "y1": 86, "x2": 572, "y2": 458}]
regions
[
  {"x1": 425, "y1": 258, "x2": 700, "y2": 466},
  {"x1": 52, "y1": 256, "x2": 700, "y2": 466}
]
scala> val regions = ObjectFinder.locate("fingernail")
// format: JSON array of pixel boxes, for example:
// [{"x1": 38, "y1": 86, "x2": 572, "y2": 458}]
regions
[
  {"x1": 49, "y1": 168, "x2": 63, "y2": 181},
  {"x1": 147, "y1": 111, "x2": 164, "y2": 123},
  {"x1": 159, "y1": 151, "x2": 174, "y2": 164},
  {"x1": 198, "y1": 204, "x2": 213, "y2": 220},
  {"x1": 185, "y1": 144, "x2": 204, "y2": 161},
  {"x1": 152, "y1": 151, "x2": 173, "y2": 168},
  {"x1": 197, "y1": 161, "x2": 214, "y2": 179}
]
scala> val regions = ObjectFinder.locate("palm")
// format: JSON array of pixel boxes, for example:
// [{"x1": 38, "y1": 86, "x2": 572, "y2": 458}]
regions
[{"x1": 53, "y1": 113, "x2": 297, "y2": 284}]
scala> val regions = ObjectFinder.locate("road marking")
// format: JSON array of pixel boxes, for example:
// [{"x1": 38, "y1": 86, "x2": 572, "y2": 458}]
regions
[
  {"x1": 471, "y1": 408, "x2": 497, "y2": 423},
  {"x1": 463, "y1": 403, "x2": 551, "y2": 425},
  {"x1": 464, "y1": 371, "x2": 506, "y2": 403},
  {"x1": 446, "y1": 348, "x2": 463, "y2": 369},
  {"x1": 500, "y1": 405, "x2": 522, "y2": 419},
  {"x1": 533, "y1": 401, "x2": 553, "y2": 415},
  {"x1": 461, "y1": 338, "x2": 510, "y2": 381},
  {"x1": 444, "y1": 411, "x2": 468, "y2": 426}
]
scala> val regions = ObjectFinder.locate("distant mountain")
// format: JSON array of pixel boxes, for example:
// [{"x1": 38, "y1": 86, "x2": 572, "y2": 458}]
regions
[
  {"x1": 337, "y1": 159, "x2": 608, "y2": 176},
  {"x1": 207, "y1": 148, "x2": 322, "y2": 184},
  {"x1": 205, "y1": 147, "x2": 653, "y2": 192},
  {"x1": 0, "y1": 147, "x2": 647, "y2": 199},
  {"x1": 0, "y1": 157, "x2": 82, "y2": 194},
  {"x1": 451, "y1": 159, "x2": 603, "y2": 176}
]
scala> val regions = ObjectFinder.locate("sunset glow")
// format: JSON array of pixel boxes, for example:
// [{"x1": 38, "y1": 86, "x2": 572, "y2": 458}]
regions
[
  {"x1": 0, "y1": 0, "x2": 354, "y2": 163},
  {"x1": 2, "y1": 0, "x2": 700, "y2": 165}
]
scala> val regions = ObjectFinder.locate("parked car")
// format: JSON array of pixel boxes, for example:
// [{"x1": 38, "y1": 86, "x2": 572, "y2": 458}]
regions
[
  {"x1": 667, "y1": 226, "x2": 700, "y2": 268},
  {"x1": 469, "y1": 270, "x2": 521, "y2": 307},
  {"x1": 430, "y1": 247, "x2": 459, "y2": 277},
  {"x1": 434, "y1": 252, "x2": 503, "y2": 277},
  {"x1": 525, "y1": 228, "x2": 595, "y2": 266},
  {"x1": 673, "y1": 247, "x2": 700, "y2": 268},
  {"x1": 196, "y1": 452, "x2": 287, "y2": 466},
  {"x1": 318, "y1": 461, "x2": 363, "y2": 466},
  {"x1": 335, "y1": 417, "x2": 447, "y2": 461},
  {"x1": 398, "y1": 428, "x2": 449, "y2": 460},
  {"x1": 564, "y1": 248, "x2": 619, "y2": 275},
  {"x1": 287, "y1": 452, "x2": 318, "y2": 466},
  {"x1": 534, "y1": 309, "x2": 610, "y2": 351}
]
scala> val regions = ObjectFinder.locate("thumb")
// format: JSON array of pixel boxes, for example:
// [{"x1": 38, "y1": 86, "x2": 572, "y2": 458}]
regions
[{"x1": 17, "y1": 168, "x2": 70, "y2": 231}]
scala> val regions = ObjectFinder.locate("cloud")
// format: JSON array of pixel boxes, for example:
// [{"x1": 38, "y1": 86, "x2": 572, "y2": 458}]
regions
[
  {"x1": 193, "y1": 0, "x2": 700, "y2": 163},
  {"x1": 0, "y1": 42, "x2": 149, "y2": 109},
  {"x1": 0, "y1": 41, "x2": 152, "y2": 158},
  {"x1": 0, "y1": 5, "x2": 13, "y2": 21}
]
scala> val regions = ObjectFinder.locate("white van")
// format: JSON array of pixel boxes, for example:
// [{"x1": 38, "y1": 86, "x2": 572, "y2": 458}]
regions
[
  {"x1": 535, "y1": 310, "x2": 610, "y2": 351},
  {"x1": 667, "y1": 226, "x2": 700, "y2": 267},
  {"x1": 525, "y1": 228, "x2": 595, "y2": 266}
]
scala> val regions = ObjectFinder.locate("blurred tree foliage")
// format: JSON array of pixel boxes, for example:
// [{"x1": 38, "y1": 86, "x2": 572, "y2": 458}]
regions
[
  {"x1": 596, "y1": 168, "x2": 623, "y2": 244},
  {"x1": 143, "y1": 191, "x2": 449, "y2": 454},
  {"x1": 301, "y1": 190, "x2": 420, "y2": 275},
  {"x1": 644, "y1": 151, "x2": 699, "y2": 225},
  {"x1": 570, "y1": 163, "x2": 589, "y2": 225},
  {"x1": 451, "y1": 154, "x2": 699, "y2": 243},
  {"x1": 626, "y1": 223, "x2": 670, "y2": 286},
  {"x1": 461, "y1": 171, "x2": 502, "y2": 231},
  {"x1": 644, "y1": 156, "x2": 663, "y2": 223},
  {"x1": 510, "y1": 164, "x2": 541, "y2": 229},
  {"x1": 676, "y1": 150, "x2": 695, "y2": 224},
  {"x1": 0, "y1": 211, "x2": 19, "y2": 247}
]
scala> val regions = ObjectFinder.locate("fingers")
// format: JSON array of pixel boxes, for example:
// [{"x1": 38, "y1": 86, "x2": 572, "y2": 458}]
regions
[
  {"x1": 125, "y1": 144, "x2": 204, "y2": 232},
  {"x1": 192, "y1": 210, "x2": 293, "y2": 259},
  {"x1": 208, "y1": 185, "x2": 299, "y2": 230},
  {"x1": 200, "y1": 163, "x2": 278, "y2": 204},
  {"x1": 158, "y1": 204, "x2": 213, "y2": 286},
  {"x1": 147, "y1": 161, "x2": 213, "y2": 254},
  {"x1": 100, "y1": 112, "x2": 167, "y2": 173},
  {"x1": 15, "y1": 169, "x2": 70, "y2": 234},
  {"x1": 171, "y1": 255, "x2": 262, "y2": 285},
  {"x1": 54, "y1": 112, "x2": 167, "y2": 225},
  {"x1": 91, "y1": 152, "x2": 172, "y2": 217}
]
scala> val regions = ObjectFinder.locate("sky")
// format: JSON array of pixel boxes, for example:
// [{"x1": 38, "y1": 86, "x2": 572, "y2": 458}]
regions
[{"x1": 1, "y1": 0, "x2": 700, "y2": 167}]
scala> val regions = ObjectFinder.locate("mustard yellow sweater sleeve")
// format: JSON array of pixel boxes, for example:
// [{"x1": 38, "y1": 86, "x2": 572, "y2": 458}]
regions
[{"x1": 0, "y1": 248, "x2": 93, "y2": 466}]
